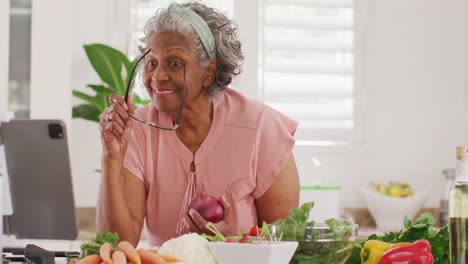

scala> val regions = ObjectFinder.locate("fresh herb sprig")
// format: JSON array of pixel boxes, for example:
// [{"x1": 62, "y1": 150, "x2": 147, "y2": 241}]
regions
[
  {"x1": 203, "y1": 223, "x2": 247, "y2": 242},
  {"x1": 203, "y1": 222, "x2": 228, "y2": 242},
  {"x1": 345, "y1": 213, "x2": 449, "y2": 264},
  {"x1": 79, "y1": 231, "x2": 120, "y2": 258}
]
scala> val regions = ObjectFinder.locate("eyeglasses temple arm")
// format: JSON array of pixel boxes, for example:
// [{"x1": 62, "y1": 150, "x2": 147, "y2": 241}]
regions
[
  {"x1": 173, "y1": 66, "x2": 186, "y2": 126},
  {"x1": 124, "y1": 49, "x2": 151, "y2": 102}
]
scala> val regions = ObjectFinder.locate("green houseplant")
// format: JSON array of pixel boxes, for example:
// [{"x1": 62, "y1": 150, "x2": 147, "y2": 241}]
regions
[{"x1": 72, "y1": 43, "x2": 149, "y2": 122}]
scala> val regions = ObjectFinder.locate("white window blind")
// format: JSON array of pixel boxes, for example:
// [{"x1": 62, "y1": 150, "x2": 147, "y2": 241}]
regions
[{"x1": 261, "y1": 0, "x2": 359, "y2": 143}]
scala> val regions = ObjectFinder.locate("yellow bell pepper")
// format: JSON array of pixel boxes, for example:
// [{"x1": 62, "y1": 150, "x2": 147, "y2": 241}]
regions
[{"x1": 360, "y1": 240, "x2": 392, "y2": 264}]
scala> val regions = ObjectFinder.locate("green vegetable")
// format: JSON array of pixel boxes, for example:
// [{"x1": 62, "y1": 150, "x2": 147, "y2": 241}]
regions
[
  {"x1": 274, "y1": 202, "x2": 314, "y2": 227},
  {"x1": 79, "y1": 231, "x2": 120, "y2": 258},
  {"x1": 273, "y1": 202, "x2": 315, "y2": 241},
  {"x1": 203, "y1": 221, "x2": 281, "y2": 243},
  {"x1": 203, "y1": 222, "x2": 229, "y2": 242},
  {"x1": 345, "y1": 213, "x2": 449, "y2": 264},
  {"x1": 273, "y1": 203, "x2": 356, "y2": 264},
  {"x1": 288, "y1": 219, "x2": 355, "y2": 264},
  {"x1": 202, "y1": 222, "x2": 248, "y2": 242},
  {"x1": 326, "y1": 218, "x2": 355, "y2": 240}
]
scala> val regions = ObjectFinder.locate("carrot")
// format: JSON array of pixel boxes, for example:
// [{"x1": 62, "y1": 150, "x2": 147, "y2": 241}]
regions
[
  {"x1": 99, "y1": 242, "x2": 113, "y2": 264},
  {"x1": 140, "y1": 248, "x2": 180, "y2": 263},
  {"x1": 159, "y1": 254, "x2": 181, "y2": 262},
  {"x1": 137, "y1": 249, "x2": 167, "y2": 264},
  {"x1": 112, "y1": 250, "x2": 127, "y2": 264},
  {"x1": 76, "y1": 255, "x2": 102, "y2": 264},
  {"x1": 118, "y1": 241, "x2": 141, "y2": 264}
]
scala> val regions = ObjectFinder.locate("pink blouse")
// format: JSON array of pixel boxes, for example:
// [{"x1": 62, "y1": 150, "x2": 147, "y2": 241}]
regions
[{"x1": 122, "y1": 88, "x2": 297, "y2": 246}]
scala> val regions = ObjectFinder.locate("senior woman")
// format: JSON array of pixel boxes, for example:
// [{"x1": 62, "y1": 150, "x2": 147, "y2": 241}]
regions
[{"x1": 97, "y1": 2, "x2": 300, "y2": 247}]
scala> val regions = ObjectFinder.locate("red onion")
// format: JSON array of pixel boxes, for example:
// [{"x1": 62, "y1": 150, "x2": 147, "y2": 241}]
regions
[{"x1": 188, "y1": 194, "x2": 224, "y2": 223}]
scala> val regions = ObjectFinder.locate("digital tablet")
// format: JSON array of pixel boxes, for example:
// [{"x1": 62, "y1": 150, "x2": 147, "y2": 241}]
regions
[{"x1": 0, "y1": 119, "x2": 77, "y2": 240}]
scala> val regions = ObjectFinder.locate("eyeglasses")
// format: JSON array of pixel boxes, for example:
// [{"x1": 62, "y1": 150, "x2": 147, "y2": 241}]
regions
[{"x1": 123, "y1": 49, "x2": 186, "y2": 131}]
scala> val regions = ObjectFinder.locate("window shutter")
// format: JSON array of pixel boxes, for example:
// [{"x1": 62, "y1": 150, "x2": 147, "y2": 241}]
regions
[{"x1": 261, "y1": 0, "x2": 357, "y2": 143}]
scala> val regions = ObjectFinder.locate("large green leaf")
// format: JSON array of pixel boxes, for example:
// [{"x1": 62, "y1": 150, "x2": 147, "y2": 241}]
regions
[
  {"x1": 94, "y1": 93, "x2": 109, "y2": 112},
  {"x1": 72, "y1": 43, "x2": 145, "y2": 123},
  {"x1": 72, "y1": 90, "x2": 96, "y2": 105},
  {"x1": 87, "y1": 84, "x2": 114, "y2": 96},
  {"x1": 88, "y1": 85, "x2": 111, "y2": 111},
  {"x1": 83, "y1": 44, "x2": 130, "y2": 95},
  {"x1": 72, "y1": 104, "x2": 101, "y2": 123},
  {"x1": 73, "y1": 88, "x2": 109, "y2": 112}
]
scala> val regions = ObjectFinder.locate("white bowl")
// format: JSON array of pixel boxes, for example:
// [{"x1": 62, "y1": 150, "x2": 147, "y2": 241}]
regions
[
  {"x1": 362, "y1": 189, "x2": 428, "y2": 231},
  {"x1": 207, "y1": 241, "x2": 298, "y2": 264}
]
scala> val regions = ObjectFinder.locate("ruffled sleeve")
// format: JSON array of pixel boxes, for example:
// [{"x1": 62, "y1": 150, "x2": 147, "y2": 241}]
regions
[{"x1": 252, "y1": 106, "x2": 298, "y2": 199}]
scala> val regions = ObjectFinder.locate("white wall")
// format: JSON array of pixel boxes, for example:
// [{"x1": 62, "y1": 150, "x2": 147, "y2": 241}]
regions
[
  {"x1": 70, "y1": 0, "x2": 116, "y2": 207},
  {"x1": 70, "y1": 0, "x2": 468, "y2": 209},
  {"x1": 70, "y1": 0, "x2": 132, "y2": 207},
  {"x1": 294, "y1": 0, "x2": 468, "y2": 208},
  {"x1": 30, "y1": 0, "x2": 72, "y2": 128}
]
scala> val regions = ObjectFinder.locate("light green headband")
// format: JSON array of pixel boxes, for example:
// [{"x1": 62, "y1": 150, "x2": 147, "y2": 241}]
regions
[{"x1": 167, "y1": 3, "x2": 216, "y2": 59}]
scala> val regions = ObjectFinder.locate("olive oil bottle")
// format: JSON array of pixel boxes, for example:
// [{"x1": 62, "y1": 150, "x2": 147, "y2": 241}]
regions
[{"x1": 449, "y1": 146, "x2": 468, "y2": 263}]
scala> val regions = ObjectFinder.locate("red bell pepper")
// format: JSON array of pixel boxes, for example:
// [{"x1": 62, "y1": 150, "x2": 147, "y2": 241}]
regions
[{"x1": 379, "y1": 239, "x2": 434, "y2": 264}]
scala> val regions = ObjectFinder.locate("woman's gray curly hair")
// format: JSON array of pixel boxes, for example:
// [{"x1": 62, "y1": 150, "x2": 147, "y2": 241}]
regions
[{"x1": 142, "y1": 2, "x2": 244, "y2": 96}]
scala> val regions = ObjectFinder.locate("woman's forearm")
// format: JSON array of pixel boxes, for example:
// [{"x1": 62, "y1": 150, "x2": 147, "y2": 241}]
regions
[{"x1": 96, "y1": 156, "x2": 142, "y2": 245}]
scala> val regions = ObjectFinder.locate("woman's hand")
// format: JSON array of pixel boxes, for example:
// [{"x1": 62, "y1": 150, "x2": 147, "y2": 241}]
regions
[
  {"x1": 183, "y1": 196, "x2": 234, "y2": 236},
  {"x1": 100, "y1": 94, "x2": 135, "y2": 160}
]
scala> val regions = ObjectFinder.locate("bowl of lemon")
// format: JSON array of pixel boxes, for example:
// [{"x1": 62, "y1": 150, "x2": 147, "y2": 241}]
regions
[{"x1": 362, "y1": 182, "x2": 428, "y2": 231}]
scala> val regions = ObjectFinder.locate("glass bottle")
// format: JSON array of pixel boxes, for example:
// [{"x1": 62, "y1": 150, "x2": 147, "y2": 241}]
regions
[
  {"x1": 449, "y1": 146, "x2": 468, "y2": 263},
  {"x1": 440, "y1": 168, "x2": 455, "y2": 227}
]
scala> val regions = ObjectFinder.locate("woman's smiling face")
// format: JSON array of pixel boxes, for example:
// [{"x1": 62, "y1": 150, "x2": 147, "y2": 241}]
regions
[{"x1": 142, "y1": 32, "x2": 210, "y2": 113}]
